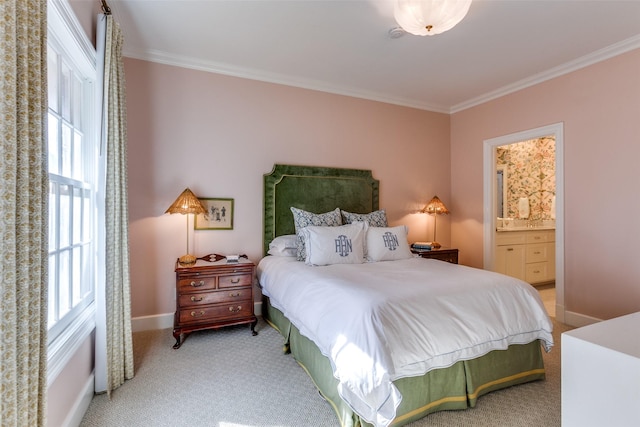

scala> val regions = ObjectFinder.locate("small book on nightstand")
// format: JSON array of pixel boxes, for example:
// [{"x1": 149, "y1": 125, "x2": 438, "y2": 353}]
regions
[{"x1": 411, "y1": 242, "x2": 433, "y2": 251}]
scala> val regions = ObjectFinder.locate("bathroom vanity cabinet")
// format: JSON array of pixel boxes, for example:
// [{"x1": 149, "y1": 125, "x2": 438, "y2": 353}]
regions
[{"x1": 495, "y1": 229, "x2": 555, "y2": 285}]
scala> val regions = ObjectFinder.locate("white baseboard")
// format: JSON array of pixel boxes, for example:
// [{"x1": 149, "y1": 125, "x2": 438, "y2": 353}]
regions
[
  {"x1": 132, "y1": 302, "x2": 263, "y2": 332},
  {"x1": 131, "y1": 312, "x2": 174, "y2": 332},
  {"x1": 62, "y1": 373, "x2": 95, "y2": 427},
  {"x1": 562, "y1": 310, "x2": 602, "y2": 328}
]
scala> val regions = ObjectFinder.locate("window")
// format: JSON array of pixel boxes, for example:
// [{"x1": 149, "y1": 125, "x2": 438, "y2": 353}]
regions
[{"x1": 47, "y1": 0, "x2": 99, "y2": 384}]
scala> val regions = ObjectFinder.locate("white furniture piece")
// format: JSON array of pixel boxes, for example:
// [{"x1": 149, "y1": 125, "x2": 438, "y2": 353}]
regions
[
  {"x1": 495, "y1": 229, "x2": 555, "y2": 285},
  {"x1": 561, "y1": 311, "x2": 640, "y2": 427}
]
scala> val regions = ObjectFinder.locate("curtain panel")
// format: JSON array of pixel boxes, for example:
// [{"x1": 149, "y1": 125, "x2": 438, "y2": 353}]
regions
[
  {"x1": 0, "y1": 0, "x2": 49, "y2": 425},
  {"x1": 96, "y1": 12, "x2": 134, "y2": 396}
]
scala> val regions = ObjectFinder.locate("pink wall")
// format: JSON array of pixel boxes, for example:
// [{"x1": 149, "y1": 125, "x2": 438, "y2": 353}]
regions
[
  {"x1": 451, "y1": 49, "x2": 640, "y2": 321},
  {"x1": 125, "y1": 58, "x2": 451, "y2": 318}
]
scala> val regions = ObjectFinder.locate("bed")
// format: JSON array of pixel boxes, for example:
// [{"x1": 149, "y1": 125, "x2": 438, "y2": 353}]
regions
[{"x1": 258, "y1": 164, "x2": 554, "y2": 427}]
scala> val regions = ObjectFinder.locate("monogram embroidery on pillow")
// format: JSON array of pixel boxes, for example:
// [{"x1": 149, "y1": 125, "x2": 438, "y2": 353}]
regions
[{"x1": 334, "y1": 235, "x2": 353, "y2": 257}]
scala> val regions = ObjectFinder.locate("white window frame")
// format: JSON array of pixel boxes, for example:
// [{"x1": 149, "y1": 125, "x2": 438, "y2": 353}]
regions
[{"x1": 46, "y1": 0, "x2": 99, "y2": 386}]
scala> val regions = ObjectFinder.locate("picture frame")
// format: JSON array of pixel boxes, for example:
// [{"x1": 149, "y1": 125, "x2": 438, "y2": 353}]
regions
[{"x1": 195, "y1": 198, "x2": 234, "y2": 230}]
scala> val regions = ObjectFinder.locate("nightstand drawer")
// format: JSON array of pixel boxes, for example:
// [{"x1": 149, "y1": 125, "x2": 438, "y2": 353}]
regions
[
  {"x1": 178, "y1": 276, "x2": 217, "y2": 292},
  {"x1": 219, "y1": 272, "x2": 252, "y2": 288},
  {"x1": 178, "y1": 288, "x2": 251, "y2": 307},
  {"x1": 178, "y1": 301, "x2": 253, "y2": 324}
]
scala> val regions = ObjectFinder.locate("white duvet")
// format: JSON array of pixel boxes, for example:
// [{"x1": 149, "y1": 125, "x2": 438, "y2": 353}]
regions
[{"x1": 257, "y1": 256, "x2": 554, "y2": 427}]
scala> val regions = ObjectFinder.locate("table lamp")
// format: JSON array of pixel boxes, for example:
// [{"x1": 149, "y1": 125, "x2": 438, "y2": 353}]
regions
[
  {"x1": 165, "y1": 188, "x2": 206, "y2": 266},
  {"x1": 421, "y1": 195, "x2": 450, "y2": 248}
]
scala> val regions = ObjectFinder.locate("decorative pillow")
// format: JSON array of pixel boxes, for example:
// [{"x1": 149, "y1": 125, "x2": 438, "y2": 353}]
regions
[
  {"x1": 341, "y1": 209, "x2": 388, "y2": 227},
  {"x1": 300, "y1": 223, "x2": 366, "y2": 266},
  {"x1": 366, "y1": 225, "x2": 413, "y2": 262},
  {"x1": 267, "y1": 234, "x2": 298, "y2": 257},
  {"x1": 291, "y1": 207, "x2": 343, "y2": 260}
]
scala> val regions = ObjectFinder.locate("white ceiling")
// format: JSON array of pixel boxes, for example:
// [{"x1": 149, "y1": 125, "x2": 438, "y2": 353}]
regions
[{"x1": 109, "y1": 0, "x2": 640, "y2": 113}]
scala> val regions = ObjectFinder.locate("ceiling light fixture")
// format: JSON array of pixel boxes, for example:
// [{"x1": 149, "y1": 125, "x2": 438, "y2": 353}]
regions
[{"x1": 394, "y1": 0, "x2": 472, "y2": 36}]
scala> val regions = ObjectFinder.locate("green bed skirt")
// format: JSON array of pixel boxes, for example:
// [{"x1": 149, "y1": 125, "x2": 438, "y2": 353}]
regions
[{"x1": 263, "y1": 297, "x2": 545, "y2": 427}]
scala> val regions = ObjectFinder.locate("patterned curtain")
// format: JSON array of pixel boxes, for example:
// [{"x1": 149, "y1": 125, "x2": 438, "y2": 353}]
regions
[
  {"x1": 0, "y1": 0, "x2": 48, "y2": 425},
  {"x1": 101, "y1": 13, "x2": 134, "y2": 395}
]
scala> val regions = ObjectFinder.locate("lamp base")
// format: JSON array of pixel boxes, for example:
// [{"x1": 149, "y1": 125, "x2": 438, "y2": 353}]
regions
[
  {"x1": 178, "y1": 254, "x2": 197, "y2": 266},
  {"x1": 430, "y1": 241, "x2": 442, "y2": 249}
]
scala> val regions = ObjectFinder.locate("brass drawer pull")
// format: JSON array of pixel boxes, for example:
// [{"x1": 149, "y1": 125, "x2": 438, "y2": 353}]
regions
[
  {"x1": 229, "y1": 291, "x2": 242, "y2": 297},
  {"x1": 190, "y1": 296, "x2": 203, "y2": 302},
  {"x1": 533, "y1": 251, "x2": 541, "y2": 255},
  {"x1": 533, "y1": 270, "x2": 540, "y2": 274},
  {"x1": 228, "y1": 305, "x2": 242, "y2": 313},
  {"x1": 190, "y1": 280, "x2": 205, "y2": 287},
  {"x1": 190, "y1": 310, "x2": 205, "y2": 317},
  {"x1": 230, "y1": 278, "x2": 241, "y2": 284},
  {"x1": 507, "y1": 248, "x2": 514, "y2": 251}
]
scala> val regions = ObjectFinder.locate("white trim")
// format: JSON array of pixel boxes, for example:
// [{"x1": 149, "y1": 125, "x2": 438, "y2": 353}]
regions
[
  {"x1": 48, "y1": 0, "x2": 96, "y2": 74},
  {"x1": 121, "y1": 27, "x2": 639, "y2": 114},
  {"x1": 483, "y1": 123, "x2": 565, "y2": 323},
  {"x1": 452, "y1": 35, "x2": 640, "y2": 113},
  {"x1": 47, "y1": 0, "x2": 99, "y2": 389},
  {"x1": 47, "y1": 304, "x2": 96, "y2": 387},
  {"x1": 122, "y1": 47, "x2": 450, "y2": 114},
  {"x1": 60, "y1": 373, "x2": 95, "y2": 427},
  {"x1": 131, "y1": 312, "x2": 174, "y2": 332},
  {"x1": 94, "y1": 11, "x2": 108, "y2": 395},
  {"x1": 563, "y1": 310, "x2": 602, "y2": 329}
]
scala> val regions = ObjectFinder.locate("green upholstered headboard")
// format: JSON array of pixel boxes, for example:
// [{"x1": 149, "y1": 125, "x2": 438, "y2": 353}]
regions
[{"x1": 263, "y1": 164, "x2": 379, "y2": 255}]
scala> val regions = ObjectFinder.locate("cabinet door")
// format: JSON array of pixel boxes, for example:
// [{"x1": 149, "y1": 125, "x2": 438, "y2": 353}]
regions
[
  {"x1": 495, "y1": 245, "x2": 526, "y2": 281},
  {"x1": 526, "y1": 261, "x2": 550, "y2": 284}
]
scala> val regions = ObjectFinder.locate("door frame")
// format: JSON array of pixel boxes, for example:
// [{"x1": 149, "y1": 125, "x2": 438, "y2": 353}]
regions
[{"x1": 483, "y1": 123, "x2": 565, "y2": 322}]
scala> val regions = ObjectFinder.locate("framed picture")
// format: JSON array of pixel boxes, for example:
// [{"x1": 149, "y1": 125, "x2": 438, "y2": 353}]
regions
[{"x1": 195, "y1": 198, "x2": 234, "y2": 230}]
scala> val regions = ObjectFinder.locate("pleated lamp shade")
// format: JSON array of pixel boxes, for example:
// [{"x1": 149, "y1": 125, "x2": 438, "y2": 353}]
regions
[
  {"x1": 421, "y1": 195, "x2": 450, "y2": 215},
  {"x1": 166, "y1": 188, "x2": 206, "y2": 265},
  {"x1": 165, "y1": 188, "x2": 206, "y2": 215},
  {"x1": 421, "y1": 195, "x2": 450, "y2": 248}
]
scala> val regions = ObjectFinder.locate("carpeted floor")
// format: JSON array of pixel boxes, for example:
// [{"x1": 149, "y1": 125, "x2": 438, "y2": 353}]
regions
[{"x1": 81, "y1": 288, "x2": 569, "y2": 427}]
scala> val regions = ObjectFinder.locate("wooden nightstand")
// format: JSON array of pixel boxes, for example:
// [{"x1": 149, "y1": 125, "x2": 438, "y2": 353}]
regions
[
  {"x1": 173, "y1": 255, "x2": 257, "y2": 349},
  {"x1": 412, "y1": 247, "x2": 459, "y2": 264}
]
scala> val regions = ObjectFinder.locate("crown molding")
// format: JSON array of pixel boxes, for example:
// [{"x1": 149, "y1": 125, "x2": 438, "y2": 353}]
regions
[
  {"x1": 450, "y1": 34, "x2": 640, "y2": 114},
  {"x1": 122, "y1": 33, "x2": 640, "y2": 116},
  {"x1": 122, "y1": 47, "x2": 450, "y2": 114}
]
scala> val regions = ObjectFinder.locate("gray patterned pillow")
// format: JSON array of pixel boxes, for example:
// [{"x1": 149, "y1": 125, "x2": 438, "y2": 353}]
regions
[
  {"x1": 341, "y1": 209, "x2": 388, "y2": 227},
  {"x1": 291, "y1": 207, "x2": 343, "y2": 261}
]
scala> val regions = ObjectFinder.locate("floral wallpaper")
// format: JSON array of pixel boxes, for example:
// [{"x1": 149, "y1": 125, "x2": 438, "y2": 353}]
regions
[{"x1": 497, "y1": 137, "x2": 556, "y2": 220}]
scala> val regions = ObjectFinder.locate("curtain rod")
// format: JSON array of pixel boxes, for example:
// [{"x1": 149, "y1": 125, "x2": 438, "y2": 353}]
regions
[{"x1": 101, "y1": 0, "x2": 111, "y2": 15}]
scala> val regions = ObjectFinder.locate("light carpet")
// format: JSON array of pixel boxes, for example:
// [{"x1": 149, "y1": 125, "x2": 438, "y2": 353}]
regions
[{"x1": 82, "y1": 308, "x2": 570, "y2": 426}]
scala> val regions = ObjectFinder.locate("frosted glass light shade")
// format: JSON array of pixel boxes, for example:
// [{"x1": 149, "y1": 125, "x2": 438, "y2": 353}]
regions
[{"x1": 394, "y1": 0, "x2": 472, "y2": 36}]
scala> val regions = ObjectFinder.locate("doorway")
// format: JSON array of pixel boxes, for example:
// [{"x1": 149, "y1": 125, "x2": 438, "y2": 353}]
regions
[{"x1": 483, "y1": 123, "x2": 565, "y2": 322}]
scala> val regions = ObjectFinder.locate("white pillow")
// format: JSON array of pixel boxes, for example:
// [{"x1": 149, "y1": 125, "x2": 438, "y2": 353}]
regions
[
  {"x1": 300, "y1": 222, "x2": 366, "y2": 266},
  {"x1": 366, "y1": 225, "x2": 413, "y2": 262},
  {"x1": 268, "y1": 234, "x2": 298, "y2": 257}
]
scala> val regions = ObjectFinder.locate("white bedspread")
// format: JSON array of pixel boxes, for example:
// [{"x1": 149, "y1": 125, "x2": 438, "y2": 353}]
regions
[{"x1": 257, "y1": 256, "x2": 554, "y2": 427}]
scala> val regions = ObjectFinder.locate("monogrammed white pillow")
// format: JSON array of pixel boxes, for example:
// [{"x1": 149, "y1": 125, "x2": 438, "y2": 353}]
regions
[
  {"x1": 300, "y1": 222, "x2": 366, "y2": 266},
  {"x1": 366, "y1": 225, "x2": 413, "y2": 262}
]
